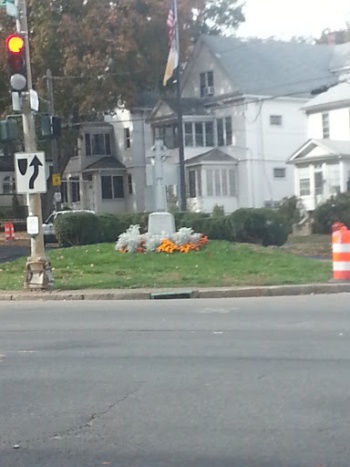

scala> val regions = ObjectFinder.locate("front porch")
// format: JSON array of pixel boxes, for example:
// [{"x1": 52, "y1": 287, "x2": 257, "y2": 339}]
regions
[{"x1": 288, "y1": 139, "x2": 350, "y2": 211}]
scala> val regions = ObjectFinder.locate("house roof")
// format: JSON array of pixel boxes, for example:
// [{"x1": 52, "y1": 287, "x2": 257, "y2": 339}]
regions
[
  {"x1": 84, "y1": 157, "x2": 125, "y2": 171},
  {"x1": 199, "y1": 35, "x2": 337, "y2": 97},
  {"x1": 0, "y1": 157, "x2": 14, "y2": 172},
  {"x1": 288, "y1": 138, "x2": 350, "y2": 164},
  {"x1": 302, "y1": 82, "x2": 350, "y2": 111},
  {"x1": 164, "y1": 98, "x2": 209, "y2": 116},
  {"x1": 185, "y1": 148, "x2": 237, "y2": 165},
  {"x1": 329, "y1": 42, "x2": 350, "y2": 71}
]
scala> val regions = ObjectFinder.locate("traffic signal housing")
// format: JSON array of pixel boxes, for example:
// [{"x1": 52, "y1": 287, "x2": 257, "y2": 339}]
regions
[
  {"x1": 6, "y1": 34, "x2": 27, "y2": 92},
  {"x1": 41, "y1": 115, "x2": 62, "y2": 138}
]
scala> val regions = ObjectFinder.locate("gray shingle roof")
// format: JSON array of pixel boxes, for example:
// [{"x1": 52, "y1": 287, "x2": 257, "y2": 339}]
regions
[
  {"x1": 330, "y1": 42, "x2": 350, "y2": 71},
  {"x1": 84, "y1": 157, "x2": 125, "y2": 171},
  {"x1": 200, "y1": 35, "x2": 337, "y2": 97},
  {"x1": 186, "y1": 148, "x2": 237, "y2": 165},
  {"x1": 289, "y1": 139, "x2": 350, "y2": 163},
  {"x1": 302, "y1": 82, "x2": 350, "y2": 111},
  {"x1": 165, "y1": 98, "x2": 209, "y2": 116}
]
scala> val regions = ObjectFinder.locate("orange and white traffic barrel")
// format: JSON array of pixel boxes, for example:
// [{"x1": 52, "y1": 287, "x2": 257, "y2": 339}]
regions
[
  {"x1": 332, "y1": 226, "x2": 350, "y2": 280},
  {"x1": 4, "y1": 222, "x2": 15, "y2": 241}
]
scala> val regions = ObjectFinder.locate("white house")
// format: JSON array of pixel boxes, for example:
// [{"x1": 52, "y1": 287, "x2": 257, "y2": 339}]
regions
[
  {"x1": 288, "y1": 80, "x2": 350, "y2": 211},
  {"x1": 148, "y1": 35, "x2": 337, "y2": 213},
  {"x1": 60, "y1": 35, "x2": 350, "y2": 215}
]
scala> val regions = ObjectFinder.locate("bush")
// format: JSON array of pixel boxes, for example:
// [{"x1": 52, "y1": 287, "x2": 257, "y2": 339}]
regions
[
  {"x1": 55, "y1": 212, "x2": 102, "y2": 246},
  {"x1": 230, "y1": 208, "x2": 289, "y2": 246},
  {"x1": 277, "y1": 196, "x2": 303, "y2": 233},
  {"x1": 212, "y1": 204, "x2": 225, "y2": 217},
  {"x1": 312, "y1": 193, "x2": 350, "y2": 234}
]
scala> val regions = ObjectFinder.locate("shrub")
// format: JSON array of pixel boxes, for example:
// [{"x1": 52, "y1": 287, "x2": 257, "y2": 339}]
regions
[
  {"x1": 312, "y1": 193, "x2": 350, "y2": 234},
  {"x1": 98, "y1": 212, "x2": 150, "y2": 242},
  {"x1": 55, "y1": 212, "x2": 101, "y2": 246},
  {"x1": 230, "y1": 208, "x2": 289, "y2": 246},
  {"x1": 212, "y1": 204, "x2": 225, "y2": 217},
  {"x1": 277, "y1": 196, "x2": 303, "y2": 233}
]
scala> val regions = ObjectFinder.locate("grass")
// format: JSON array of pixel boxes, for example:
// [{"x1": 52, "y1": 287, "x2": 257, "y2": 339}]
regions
[{"x1": 0, "y1": 240, "x2": 332, "y2": 291}]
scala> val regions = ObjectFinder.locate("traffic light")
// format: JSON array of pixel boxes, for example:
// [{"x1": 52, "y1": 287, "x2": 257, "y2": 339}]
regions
[
  {"x1": 41, "y1": 115, "x2": 62, "y2": 138},
  {"x1": 6, "y1": 33, "x2": 27, "y2": 92}
]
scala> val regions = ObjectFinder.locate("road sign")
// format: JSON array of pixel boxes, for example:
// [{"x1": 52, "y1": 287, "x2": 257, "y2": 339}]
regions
[
  {"x1": 52, "y1": 173, "x2": 61, "y2": 186},
  {"x1": 15, "y1": 152, "x2": 47, "y2": 194}
]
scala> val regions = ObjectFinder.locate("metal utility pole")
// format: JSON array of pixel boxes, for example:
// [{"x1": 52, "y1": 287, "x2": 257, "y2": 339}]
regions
[
  {"x1": 16, "y1": 0, "x2": 52, "y2": 289},
  {"x1": 173, "y1": 0, "x2": 186, "y2": 212},
  {"x1": 46, "y1": 68, "x2": 61, "y2": 212}
]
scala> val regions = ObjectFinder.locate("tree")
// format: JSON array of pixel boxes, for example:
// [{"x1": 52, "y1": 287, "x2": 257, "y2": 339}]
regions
[{"x1": 192, "y1": 0, "x2": 245, "y2": 37}]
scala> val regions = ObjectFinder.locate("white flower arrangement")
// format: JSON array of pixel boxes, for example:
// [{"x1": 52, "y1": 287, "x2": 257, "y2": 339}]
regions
[{"x1": 115, "y1": 225, "x2": 206, "y2": 253}]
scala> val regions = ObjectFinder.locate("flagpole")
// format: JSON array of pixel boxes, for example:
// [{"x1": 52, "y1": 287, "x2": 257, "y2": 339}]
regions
[{"x1": 173, "y1": 0, "x2": 187, "y2": 211}]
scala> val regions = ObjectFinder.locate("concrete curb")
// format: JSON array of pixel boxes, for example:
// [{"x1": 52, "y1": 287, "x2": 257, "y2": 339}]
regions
[{"x1": 1, "y1": 283, "x2": 350, "y2": 301}]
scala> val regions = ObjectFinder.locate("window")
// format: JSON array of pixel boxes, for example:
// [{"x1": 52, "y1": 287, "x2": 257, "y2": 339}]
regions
[
  {"x1": 229, "y1": 169, "x2": 236, "y2": 196},
  {"x1": 322, "y1": 112, "x2": 330, "y2": 139},
  {"x1": 274, "y1": 168, "x2": 286, "y2": 178},
  {"x1": 217, "y1": 119, "x2": 224, "y2": 146},
  {"x1": 225, "y1": 117, "x2": 233, "y2": 145},
  {"x1": 127, "y1": 174, "x2": 133, "y2": 194},
  {"x1": 206, "y1": 169, "x2": 213, "y2": 196},
  {"x1": 195, "y1": 122, "x2": 203, "y2": 146},
  {"x1": 205, "y1": 122, "x2": 214, "y2": 146},
  {"x1": 206, "y1": 169, "x2": 236, "y2": 197},
  {"x1": 155, "y1": 125, "x2": 177, "y2": 149},
  {"x1": 314, "y1": 171, "x2": 323, "y2": 196},
  {"x1": 70, "y1": 177, "x2": 80, "y2": 202},
  {"x1": 85, "y1": 133, "x2": 111, "y2": 156},
  {"x1": 222, "y1": 169, "x2": 228, "y2": 196},
  {"x1": 328, "y1": 164, "x2": 340, "y2": 195},
  {"x1": 184, "y1": 122, "x2": 215, "y2": 147},
  {"x1": 184, "y1": 123, "x2": 193, "y2": 147},
  {"x1": 214, "y1": 170, "x2": 221, "y2": 196},
  {"x1": 101, "y1": 175, "x2": 124, "y2": 200},
  {"x1": 217, "y1": 117, "x2": 232, "y2": 146},
  {"x1": 124, "y1": 128, "x2": 131, "y2": 149},
  {"x1": 200, "y1": 71, "x2": 214, "y2": 97},
  {"x1": 2, "y1": 176, "x2": 15, "y2": 194},
  {"x1": 61, "y1": 180, "x2": 68, "y2": 203},
  {"x1": 300, "y1": 179, "x2": 310, "y2": 196},
  {"x1": 189, "y1": 170, "x2": 196, "y2": 198},
  {"x1": 270, "y1": 115, "x2": 283, "y2": 126},
  {"x1": 298, "y1": 167, "x2": 310, "y2": 196}
]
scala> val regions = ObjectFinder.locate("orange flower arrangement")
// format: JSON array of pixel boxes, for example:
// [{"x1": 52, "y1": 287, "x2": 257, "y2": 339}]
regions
[{"x1": 156, "y1": 234, "x2": 208, "y2": 254}]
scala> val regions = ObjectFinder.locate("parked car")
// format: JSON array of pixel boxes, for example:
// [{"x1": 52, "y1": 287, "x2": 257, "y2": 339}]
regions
[{"x1": 42, "y1": 210, "x2": 95, "y2": 243}]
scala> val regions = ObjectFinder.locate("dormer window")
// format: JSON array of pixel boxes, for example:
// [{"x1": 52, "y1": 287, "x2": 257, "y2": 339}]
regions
[
  {"x1": 85, "y1": 133, "x2": 111, "y2": 156},
  {"x1": 200, "y1": 71, "x2": 214, "y2": 97}
]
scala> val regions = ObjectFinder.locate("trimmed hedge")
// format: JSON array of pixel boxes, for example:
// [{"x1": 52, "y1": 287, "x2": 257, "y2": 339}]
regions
[
  {"x1": 55, "y1": 212, "x2": 102, "y2": 247},
  {"x1": 53, "y1": 209, "x2": 289, "y2": 247},
  {"x1": 312, "y1": 193, "x2": 350, "y2": 234},
  {"x1": 229, "y1": 208, "x2": 289, "y2": 247}
]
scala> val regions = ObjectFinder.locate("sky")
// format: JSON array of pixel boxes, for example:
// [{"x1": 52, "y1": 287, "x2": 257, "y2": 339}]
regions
[{"x1": 237, "y1": 0, "x2": 350, "y2": 40}]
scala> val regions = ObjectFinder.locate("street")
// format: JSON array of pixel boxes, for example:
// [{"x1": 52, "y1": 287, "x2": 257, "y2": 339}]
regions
[{"x1": 0, "y1": 295, "x2": 350, "y2": 467}]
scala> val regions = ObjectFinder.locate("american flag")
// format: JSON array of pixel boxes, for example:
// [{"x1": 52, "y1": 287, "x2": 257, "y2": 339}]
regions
[{"x1": 167, "y1": 0, "x2": 176, "y2": 46}]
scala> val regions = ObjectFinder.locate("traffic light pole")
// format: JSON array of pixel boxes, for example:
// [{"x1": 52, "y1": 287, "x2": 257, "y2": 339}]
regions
[
  {"x1": 46, "y1": 69, "x2": 61, "y2": 212},
  {"x1": 16, "y1": 0, "x2": 52, "y2": 290}
]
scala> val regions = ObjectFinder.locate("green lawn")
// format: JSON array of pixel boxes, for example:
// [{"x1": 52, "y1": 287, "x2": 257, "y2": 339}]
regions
[{"x1": 0, "y1": 241, "x2": 332, "y2": 291}]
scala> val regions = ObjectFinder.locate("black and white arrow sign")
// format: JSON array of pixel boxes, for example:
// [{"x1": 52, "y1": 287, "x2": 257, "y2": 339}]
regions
[{"x1": 15, "y1": 152, "x2": 47, "y2": 194}]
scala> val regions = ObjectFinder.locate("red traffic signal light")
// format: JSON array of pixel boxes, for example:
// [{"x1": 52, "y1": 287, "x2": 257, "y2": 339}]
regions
[
  {"x1": 5, "y1": 34, "x2": 27, "y2": 92},
  {"x1": 6, "y1": 34, "x2": 25, "y2": 54}
]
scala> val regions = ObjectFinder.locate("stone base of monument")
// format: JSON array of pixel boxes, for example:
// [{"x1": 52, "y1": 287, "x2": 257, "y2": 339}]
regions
[{"x1": 148, "y1": 212, "x2": 176, "y2": 236}]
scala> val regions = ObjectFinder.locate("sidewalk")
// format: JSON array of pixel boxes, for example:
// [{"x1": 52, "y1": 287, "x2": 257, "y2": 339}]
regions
[{"x1": 1, "y1": 282, "x2": 350, "y2": 301}]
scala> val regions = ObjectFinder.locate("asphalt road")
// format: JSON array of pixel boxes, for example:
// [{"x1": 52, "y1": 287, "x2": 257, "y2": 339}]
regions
[
  {"x1": 0, "y1": 245, "x2": 30, "y2": 262},
  {"x1": 1, "y1": 295, "x2": 350, "y2": 467}
]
